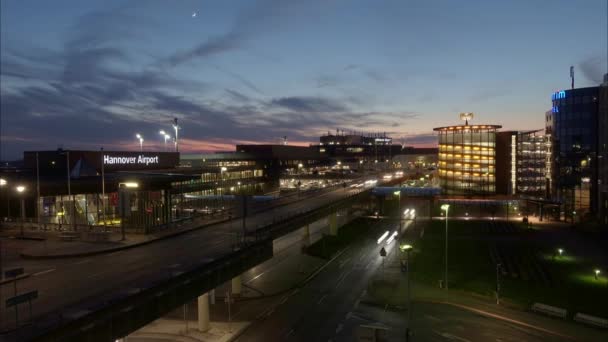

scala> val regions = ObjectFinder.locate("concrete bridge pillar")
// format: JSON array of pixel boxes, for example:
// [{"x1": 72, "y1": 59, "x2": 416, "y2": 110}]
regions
[
  {"x1": 198, "y1": 292, "x2": 210, "y2": 332},
  {"x1": 232, "y1": 275, "x2": 242, "y2": 296},
  {"x1": 329, "y1": 211, "x2": 338, "y2": 236},
  {"x1": 302, "y1": 224, "x2": 311, "y2": 247}
]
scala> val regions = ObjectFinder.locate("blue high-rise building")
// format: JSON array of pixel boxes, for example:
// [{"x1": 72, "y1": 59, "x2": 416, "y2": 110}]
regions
[{"x1": 550, "y1": 86, "x2": 603, "y2": 222}]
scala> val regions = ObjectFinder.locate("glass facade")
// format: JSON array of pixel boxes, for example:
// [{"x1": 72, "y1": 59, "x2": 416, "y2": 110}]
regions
[
  {"x1": 516, "y1": 131, "x2": 550, "y2": 198},
  {"x1": 551, "y1": 87, "x2": 599, "y2": 221},
  {"x1": 434, "y1": 125, "x2": 500, "y2": 195}
]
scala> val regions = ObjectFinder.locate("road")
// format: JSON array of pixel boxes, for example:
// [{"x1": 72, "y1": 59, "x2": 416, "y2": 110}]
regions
[
  {"x1": 0, "y1": 184, "x2": 369, "y2": 335},
  {"x1": 235, "y1": 219, "x2": 404, "y2": 341}
]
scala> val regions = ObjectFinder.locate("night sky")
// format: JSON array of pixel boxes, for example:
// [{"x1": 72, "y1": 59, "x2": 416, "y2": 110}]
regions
[{"x1": 1, "y1": 0, "x2": 606, "y2": 160}]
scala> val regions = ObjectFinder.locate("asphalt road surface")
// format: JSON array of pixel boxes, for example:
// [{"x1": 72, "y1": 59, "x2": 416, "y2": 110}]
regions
[{"x1": 235, "y1": 219, "x2": 404, "y2": 341}]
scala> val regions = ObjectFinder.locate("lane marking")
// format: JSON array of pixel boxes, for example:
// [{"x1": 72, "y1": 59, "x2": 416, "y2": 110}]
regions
[
  {"x1": 436, "y1": 332, "x2": 472, "y2": 342},
  {"x1": 72, "y1": 259, "x2": 91, "y2": 265},
  {"x1": 285, "y1": 329, "x2": 294, "y2": 337},
  {"x1": 317, "y1": 294, "x2": 327, "y2": 304},
  {"x1": 33, "y1": 268, "x2": 56, "y2": 276},
  {"x1": 280, "y1": 296, "x2": 288, "y2": 305},
  {"x1": 338, "y1": 257, "x2": 351, "y2": 268},
  {"x1": 336, "y1": 274, "x2": 347, "y2": 288},
  {"x1": 265, "y1": 308, "x2": 275, "y2": 317},
  {"x1": 425, "y1": 314, "x2": 441, "y2": 322}
]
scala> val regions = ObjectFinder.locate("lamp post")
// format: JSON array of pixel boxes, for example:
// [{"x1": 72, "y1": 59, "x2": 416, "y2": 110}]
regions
[
  {"x1": 595, "y1": 269, "x2": 601, "y2": 280},
  {"x1": 136, "y1": 134, "x2": 144, "y2": 152},
  {"x1": 220, "y1": 167, "x2": 227, "y2": 199},
  {"x1": 0, "y1": 178, "x2": 7, "y2": 224},
  {"x1": 173, "y1": 118, "x2": 179, "y2": 152},
  {"x1": 160, "y1": 131, "x2": 170, "y2": 151},
  {"x1": 400, "y1": 243, "x2": 413, "y2": 340},
  {"x1": 394, "y1": 190, "x2": 401, "y2": 231},
  {"x1": 441, "y1": 204, "x2": 450, "y2": 291},
  {"x1": 16, "y1": 185, "x2": 26, "y2": 236}
]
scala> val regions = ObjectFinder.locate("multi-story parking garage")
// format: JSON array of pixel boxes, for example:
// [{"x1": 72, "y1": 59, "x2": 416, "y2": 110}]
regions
[{"x1": 434, "y1": 123, "x2": 501, "y2": 195}]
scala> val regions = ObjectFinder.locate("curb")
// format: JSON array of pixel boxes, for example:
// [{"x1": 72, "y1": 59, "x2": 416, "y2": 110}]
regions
[
  {"x1": 0, "y1": 273, "x2": 31, "y2": 286},
  {"x1": 20, "y1": 218, "x2": 230, "y2": 260},
  {"x1": 420, "y1": 299, "x2": 578, "y2": 341}
]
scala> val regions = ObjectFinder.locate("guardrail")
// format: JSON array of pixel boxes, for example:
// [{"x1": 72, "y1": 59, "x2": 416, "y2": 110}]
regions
[
  {"x1": 573, "y1": 313, "x2": 608, "y2": 329},
  {"x1": 531, "y1": 303, "x2": 567, "y2": 319}
]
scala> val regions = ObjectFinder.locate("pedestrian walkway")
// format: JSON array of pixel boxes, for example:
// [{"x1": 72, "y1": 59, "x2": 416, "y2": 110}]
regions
[{"x1": 128, "y1": 318, "x2": 249, "y2": 342}]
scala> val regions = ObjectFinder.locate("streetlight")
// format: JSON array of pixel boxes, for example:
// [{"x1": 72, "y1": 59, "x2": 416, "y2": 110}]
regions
[
  {"x1": 0, "y1": 178, "x2": 7, "y2": 221},
  {"x1": 558, "y1": 248, "x2": 563, "y2": 257},
  {"x1": 394, "y1": 190, "x2": 401, "y2": 231},
  {"x1": 136, "y1": 134, "x2": 144, "y2": 152},
  {"x1": 220, "y1": 167, "x2": 227, "y2": 196},
  {"x1": 441, "y1": 204, "x2": 450, "y2": 291},
  {"x1": 16, "y1": 185, "x2": 26, "y2": 236},
  {"x1": 595, "y1": 269, "x2": 601, "y2": 280},
  {"x1": 399, "y1": 243, "x2": 413, "y2": 339},
  {"x1": 173, "y1": 118, "x2": 179, "y2": 152},
  {"x1": 160, "y1": 131, "x2": 170, "y2": 151}
]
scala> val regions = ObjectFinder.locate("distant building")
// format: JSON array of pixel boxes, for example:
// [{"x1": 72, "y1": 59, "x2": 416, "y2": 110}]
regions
[
  {"x1": 393, "y1": 147, "x2": 439, "y2": 169},
  {"x1": 598, "y1": 76, "x2": 608, "y2": 225},
  {"x1": 515, "y1": 130, "x2": 550, "y2": 199},
  {"x1": 545, "y1": 110, "x2": 554, "y2": 198},
  {"x1": 317, "y1": 131, "x2": 402, "y2": 163},
  {"x1": 550, "y1": 87, "x2": 601, "y2": 222}
]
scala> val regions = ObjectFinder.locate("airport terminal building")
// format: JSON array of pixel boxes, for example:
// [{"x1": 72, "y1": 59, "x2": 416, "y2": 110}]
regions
[{"x1": 0, "y1": 146, "x2": 321, "y2": 233}]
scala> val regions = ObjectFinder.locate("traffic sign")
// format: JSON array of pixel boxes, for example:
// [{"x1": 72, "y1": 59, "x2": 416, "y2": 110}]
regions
[
  {"x1": 5, "y1": 267, "x2": 24, "y2": 279},
  {"x1": 6, "y1": 290, "x2": 38, "y2": 308}
]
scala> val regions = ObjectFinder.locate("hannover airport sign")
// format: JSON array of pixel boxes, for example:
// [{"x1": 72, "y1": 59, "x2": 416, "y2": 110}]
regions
[{"x1": 104, "y1": 154, "x2": 160, "y2": 166}]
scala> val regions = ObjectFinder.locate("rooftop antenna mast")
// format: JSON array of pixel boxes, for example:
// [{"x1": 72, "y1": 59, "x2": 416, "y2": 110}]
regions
[
  {"x1": 459, "y1": 112, "x2": 474, "y2": 126},
  {"x1": 570, "y1": 66, "x2": 574, "y2": 89}
]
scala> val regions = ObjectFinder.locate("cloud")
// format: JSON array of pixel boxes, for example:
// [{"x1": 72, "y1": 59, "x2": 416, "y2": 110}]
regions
[
  {"x1": 224, "y1": 89, "x2": 252, "y2": 103},
  {"x1": 212, "y1": 65, "x2": 264, "y2": 95},
  {"x1": 579, "y1": 54, "x2": 606, "y2": 84},
  {"x1": 162, "y1": 0, "x2": 328, "y2": 67},
  {"x1": 270, "y1": 96, "x2": 349, "y2": 113}
]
